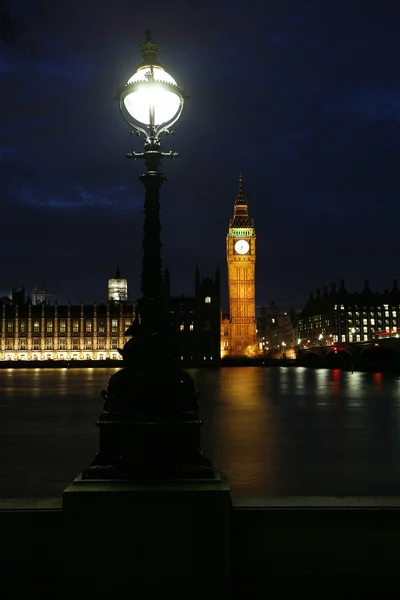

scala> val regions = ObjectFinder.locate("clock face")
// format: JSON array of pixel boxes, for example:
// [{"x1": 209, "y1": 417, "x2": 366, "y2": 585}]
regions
[{"x1": 235, "y1": 239, "x2": 249, "y2": 255}]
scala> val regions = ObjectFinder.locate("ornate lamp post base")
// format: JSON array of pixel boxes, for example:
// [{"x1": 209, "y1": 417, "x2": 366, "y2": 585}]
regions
[{"x1": 83, "y1": 330, "x2": 214, "y2": 481}]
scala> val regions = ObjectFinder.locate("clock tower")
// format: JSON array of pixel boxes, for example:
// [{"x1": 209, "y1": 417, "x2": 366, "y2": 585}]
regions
[{"x1": 224, "y1": 173, "x2": 256, "y2": 356}]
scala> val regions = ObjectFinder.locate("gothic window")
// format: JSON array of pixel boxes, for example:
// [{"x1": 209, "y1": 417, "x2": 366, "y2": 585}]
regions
[{"x1": 205, "y1": 297, "x2": 211, "y2": 304}]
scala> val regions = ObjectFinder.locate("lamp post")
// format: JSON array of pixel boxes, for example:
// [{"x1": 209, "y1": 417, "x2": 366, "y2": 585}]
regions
[
  {"x1": 119, "y1": 30, "x2": 185, "y2": 333},
  {"x1": 84, "y1": 32, "x2": 212, "y2": 480}
]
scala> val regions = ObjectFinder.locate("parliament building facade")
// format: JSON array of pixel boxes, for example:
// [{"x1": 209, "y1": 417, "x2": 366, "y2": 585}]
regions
[{"x1": 0, "y1": 300, "x2": 135, "y2": 362}]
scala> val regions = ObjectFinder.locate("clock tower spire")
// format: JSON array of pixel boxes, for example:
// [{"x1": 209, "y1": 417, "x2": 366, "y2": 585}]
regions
[
  {"x1": 222, "y1": 173, "x2": 257, "y2": 357},
  {"x1": 230, "y1": 172, "x2": 253, "y2": 228}
]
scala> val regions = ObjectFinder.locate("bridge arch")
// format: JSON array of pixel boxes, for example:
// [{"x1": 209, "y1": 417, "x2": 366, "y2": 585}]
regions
[
  {"x1": 300, "y1": 351, "x2": 323, "y2": 367},
  {"x1": 323, "y1": 347, "x2": 353, "y2": 369},
  {"x1": 357, "y1": 345, "x2": 400, "y2": 370}
]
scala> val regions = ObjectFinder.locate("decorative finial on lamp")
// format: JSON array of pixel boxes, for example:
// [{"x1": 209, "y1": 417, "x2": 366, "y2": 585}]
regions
[{"x1": 140, "y1": 30, "x2": 159, "y2": 66}]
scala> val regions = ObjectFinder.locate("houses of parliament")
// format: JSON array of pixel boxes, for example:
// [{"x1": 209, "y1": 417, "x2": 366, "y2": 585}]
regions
[{"x1": 0, "y1": 176, "x2": 257, "y2": 363}]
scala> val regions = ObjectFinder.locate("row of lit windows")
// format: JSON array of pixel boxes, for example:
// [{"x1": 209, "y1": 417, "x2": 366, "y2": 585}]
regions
[
  {"x1": 5, "y1": 339, "x2": 119, "y2": 350},
  {"x1": 335, "y1": 304, "x2": 395, "y2": 311},
  {"x1": 308, "y1": 309, "x2": 400, "y2": 322},
  {"x1": 303, "y1": 316, "x2": 397, "y2": 329},
  {"x1": 345, "y1": 313, "x2": 395, "y2": 319},
  {"x1": 179, "y1": 324, "x2": 194, "y2": 331},
  {"x1": 4, "y1": 319, "x2": 131, "y2": 334},
  {"x1": 305, "y1": 319, "x2": 396, "y2": 331}
]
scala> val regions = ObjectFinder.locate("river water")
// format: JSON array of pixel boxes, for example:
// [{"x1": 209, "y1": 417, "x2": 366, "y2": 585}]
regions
[{"x1": 1, "y1": 366, "x2": 400, "y2": 498}]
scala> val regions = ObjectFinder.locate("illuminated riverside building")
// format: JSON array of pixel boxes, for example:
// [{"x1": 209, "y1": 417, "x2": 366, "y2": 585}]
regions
[
  {"x1": 0, "y1": 266, "x2": 221, "y2": 363},
  {"x1": 221, "y1": 174, "x2": 257, "y2": 358},
  {"x1": 257, "y1": 302, "x2": 298, "y2": 354},
  {"x1": 298, "y1": 279, "x2": 400, "y2": 346},
  {"x1": 0, "y1": 301, "x2": 135, "y2": 361}
]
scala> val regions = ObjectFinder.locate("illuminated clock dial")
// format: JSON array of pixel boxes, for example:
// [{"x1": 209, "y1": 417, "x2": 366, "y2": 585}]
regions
[{"x1": 235, "y1": 239, "x2": 249, "y2": 255}]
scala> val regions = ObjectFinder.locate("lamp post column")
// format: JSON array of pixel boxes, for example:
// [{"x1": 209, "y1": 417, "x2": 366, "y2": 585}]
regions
[{"x1": 137, "y1": 138, "x2": 166, "y2": 334}]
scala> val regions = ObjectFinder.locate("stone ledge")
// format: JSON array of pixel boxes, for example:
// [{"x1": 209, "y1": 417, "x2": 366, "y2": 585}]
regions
[
  {"x1": 232, "y1": 496, "x2": 400, "y2": 508},
  {"x1": 2, "y1": 495, "x2": 400, "y2": 511},
  {"x1": 0, "y1": 497, "x2": 62, "y2": 511},
  {"x1": 64, "y1": 470, "x2": 229, "y2": 494}
]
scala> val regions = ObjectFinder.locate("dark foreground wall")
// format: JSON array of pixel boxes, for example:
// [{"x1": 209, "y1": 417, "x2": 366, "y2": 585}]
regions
[
  {"x1": 233, "y1": 497, "x2": 400, "y2": 595},
  {"x1": 1, "y1": 496, "x2": 400, "y2": 594}
]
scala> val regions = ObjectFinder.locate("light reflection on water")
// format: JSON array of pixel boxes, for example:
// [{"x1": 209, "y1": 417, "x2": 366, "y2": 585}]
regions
[{"x1": 1, "y1": 366, "x2": 400, "y2": 498}]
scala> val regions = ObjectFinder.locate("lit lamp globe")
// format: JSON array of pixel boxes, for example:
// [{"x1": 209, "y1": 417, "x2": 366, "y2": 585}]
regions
[{"x1": 119, "y1": 32, "x2": 185, "y2": 136}]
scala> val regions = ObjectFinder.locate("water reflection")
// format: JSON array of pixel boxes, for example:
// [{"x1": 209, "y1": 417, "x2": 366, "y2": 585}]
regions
[
  {"x1": 200, "y1": 368, "x2": 277, "y2": 491},
  {"x1": 1, "y1": 366, "x2": 400, "y2": 497}
]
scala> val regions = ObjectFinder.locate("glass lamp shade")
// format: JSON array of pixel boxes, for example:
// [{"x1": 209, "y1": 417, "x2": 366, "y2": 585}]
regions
[{"x1": 123, "y1": 66, "x2": 181, "y2": 126}]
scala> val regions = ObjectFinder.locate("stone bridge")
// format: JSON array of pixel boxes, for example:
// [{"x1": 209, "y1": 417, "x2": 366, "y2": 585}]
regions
[{"x1": 297, "y1": 338, "x2": 400, "y2": 370}]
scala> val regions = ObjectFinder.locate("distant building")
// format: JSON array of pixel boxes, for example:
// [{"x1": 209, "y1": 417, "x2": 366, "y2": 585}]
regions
[
  {"x1": 108, "y1": 267, "x2": 128, "y2": 302},
  {"x1": 32, "y1": 284, "x2": 48, "y2": 305},
  {"x1": 0, "y1": 300, "x2": 135, "y2": 361},
  {"x1": 257, "y1": 302, "x2": 298, "y2": 355},
  {"x1": 10, "y1": 285, "x2": 25, "y2": 305},
  {"x1": 166, "y1": 266, "x2": 221, "y2": 365},
  {"x1": 298, "y1": 279, "x2": 400, "y2": 346}
]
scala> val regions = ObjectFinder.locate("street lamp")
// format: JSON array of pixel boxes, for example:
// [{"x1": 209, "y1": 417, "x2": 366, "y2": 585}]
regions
[
  {"x1": 119, "y1": 30, "x2": 185, "y2": 333},
  {"x1": 351, "y1": 327, "x2": 356, "y2": 343},
  {"x1": 84, "y1": 32, "x2": 212, "y2": 480}
]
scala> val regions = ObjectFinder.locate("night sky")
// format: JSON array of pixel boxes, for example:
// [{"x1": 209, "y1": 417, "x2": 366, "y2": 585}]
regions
[{"x1": 1, "y1": 1, "x2": 400, "y2": 311}]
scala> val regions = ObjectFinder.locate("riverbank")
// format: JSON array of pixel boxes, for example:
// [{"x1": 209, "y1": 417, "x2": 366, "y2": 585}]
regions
[
  {"x1": 0, "y1": 358, "x2": 296, "y2": 369},
  {"x1": 0, "y1": 359, "x2": 122, "y2": 369},
  {"x1": 1, "y1": 358, "x2": 400, "y2": 373}
]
